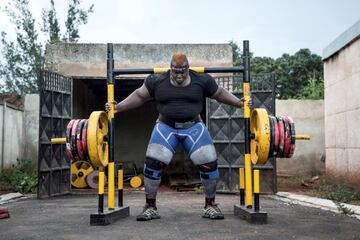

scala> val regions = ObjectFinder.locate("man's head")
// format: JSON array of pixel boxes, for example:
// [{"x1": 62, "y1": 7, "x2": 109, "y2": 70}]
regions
[{"x1": 170, "y1": 52, "x2": 189, "y2": 85}]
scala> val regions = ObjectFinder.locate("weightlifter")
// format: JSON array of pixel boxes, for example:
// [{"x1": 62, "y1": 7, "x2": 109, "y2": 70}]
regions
[{"x1": 105, "y1": 53, "x2": 251, "y2": 221}]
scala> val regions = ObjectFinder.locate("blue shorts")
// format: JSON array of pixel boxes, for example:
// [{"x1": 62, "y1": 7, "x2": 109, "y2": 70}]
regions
[{"x1": 145, "y1": 121, "x2": 217, "y2": 165}]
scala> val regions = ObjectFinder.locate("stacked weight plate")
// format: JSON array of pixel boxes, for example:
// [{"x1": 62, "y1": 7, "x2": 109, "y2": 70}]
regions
[
  {"x1": 268, "y1": 115, "x2": 296, "y2": 158},
  {"x1": 66, "y1": 119, "x2": 89, "y2": 162},
  {"x1": 66, "y1": 119, "x2": 94, "y2": 188},
  {"x1": 250, "y1": 108, "x2": 304, "y2": 165},
  {"x1": 65, "y1": 111, "x2": 109, "y2": 189}
]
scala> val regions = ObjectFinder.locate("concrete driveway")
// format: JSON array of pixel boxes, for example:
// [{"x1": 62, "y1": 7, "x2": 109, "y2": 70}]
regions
[{"x1": 1, "y1": 191, "x2": 359, "y2": 240}]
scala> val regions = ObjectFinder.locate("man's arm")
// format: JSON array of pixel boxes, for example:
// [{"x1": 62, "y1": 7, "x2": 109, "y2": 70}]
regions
[
  {"x1": 113, "y1": 84, "x2": 153, "y2": 113},
  {"x1": 211, "y1": 87, "x2": 246, "y2": 108}
]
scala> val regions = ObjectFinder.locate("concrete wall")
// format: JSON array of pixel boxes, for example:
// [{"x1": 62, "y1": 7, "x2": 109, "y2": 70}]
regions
[
  {"x1": 323, "y1": 37, "x2": 360, "y2": 181},
  {"x1": 276, "y1": 100, "x2": 325, "y2": 176},
  {"x1": 23, "y1": 94, "x2": 39, "y2": 162},
  {"x1": 0, "y1": 95, "x2": 40, "y2": 170},
  {"x1": 0, "y1": 104, "x2": 24, "y2": 169},
  {"x1": 44, "y1": 43, "x2": 233, "y2": 78}
]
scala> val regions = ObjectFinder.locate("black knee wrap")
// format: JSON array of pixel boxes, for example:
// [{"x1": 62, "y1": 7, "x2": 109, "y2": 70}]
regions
[
  {"x1": 197, "y1": 161, "x2": 219, "y2": 180},
  {"x1": 197, "y1": 161, "x2": 217, "y2": 172},
  {"x1": 143, "y1": 157, "x2": 167, "y2": 180}
]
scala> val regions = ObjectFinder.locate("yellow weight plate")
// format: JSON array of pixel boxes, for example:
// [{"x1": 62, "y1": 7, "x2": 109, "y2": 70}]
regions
[
  {"x1": 87, "y1": 111, "x2": 109, "y2": 167},
  {"x1": 130, "y1": 175, "x2": 143, "y2": 188},
  {"x1": 71, "y1": 160, "x2": 94, "y2": 188},
  {"x1": 250, "y1": 108, "x2": 270, "y2": 164}
]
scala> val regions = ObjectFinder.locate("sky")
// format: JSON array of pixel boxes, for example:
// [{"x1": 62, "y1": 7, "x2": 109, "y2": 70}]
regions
[{"x1": 0, "y1": 0, "x2": 360, "y2": 58}]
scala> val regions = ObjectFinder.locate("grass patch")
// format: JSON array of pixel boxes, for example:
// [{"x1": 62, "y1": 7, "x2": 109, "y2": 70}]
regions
[
  {"x1": 0, "y1": 159, "x2": 37, "y2": 194},
  {"x1": 319, "y1": 180, "x2": 360, "y2": 215}
]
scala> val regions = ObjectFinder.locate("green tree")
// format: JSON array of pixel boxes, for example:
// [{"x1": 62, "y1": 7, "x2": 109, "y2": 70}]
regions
[
  {"x1": 0, "y1": 0, "x2": 43, "y2": 93},
  {"x1": 63, "y1": 0, "x2": 94, "y2": 43},
  {"x1": 41, "y1": 0, "x2": 61, "y2": 44},
  {"x1": 276, "y1": 49, "x2": 323, "y2": 99},
  {"x1": 229, "y1": 41, "x2": 324, "y2": 99},
  {"x1": 0, "y1": 0, "x2": 94, "y2": 94}
]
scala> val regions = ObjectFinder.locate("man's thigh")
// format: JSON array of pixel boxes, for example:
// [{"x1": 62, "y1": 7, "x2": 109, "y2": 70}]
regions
[
  {"x1": 146, "y1": 122, "x2": 179, "y2": 165},
  {"x1": 181, "y1": 123, "x2": 217, "y2": 165}
]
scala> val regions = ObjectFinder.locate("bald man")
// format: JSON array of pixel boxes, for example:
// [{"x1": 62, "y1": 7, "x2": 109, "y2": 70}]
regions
[{"x1": 106, "y1": 53, "x2": 251, "y2": 221}]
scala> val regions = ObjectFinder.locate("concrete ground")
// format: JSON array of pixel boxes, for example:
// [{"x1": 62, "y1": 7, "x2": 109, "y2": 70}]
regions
[{"x1": 1, "y1": 191, "x2": 360, "y2": 240}]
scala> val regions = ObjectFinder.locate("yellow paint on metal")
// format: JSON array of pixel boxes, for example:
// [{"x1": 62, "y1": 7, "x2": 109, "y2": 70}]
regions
[
  {"x1": 295, "y1": 134, "x2": 310, "y2": 140},
  {"x1": 51, "y1": 138, "x2": 66, "y2": 144},
  {"x1": 254, "y1": 169, "x2": 260, "y2": 193},
  {"x1": 87, "y1": 111, "x2": 109, "y2": 167},
  {"x1": 190, "y1": 67, "x2": 205, "y2": 73},
  {"x1": 243, "y1": 83, "x2": 251, "y2": 118},
  {"x1": 71, "y1": 160, "x2": 94, "y2": 188},
  {"x1": 239, "y1": 168, "x2": 245, "y2": 189},
  {"x1": 250, "y1": 108, "x2": 270, "y2": 165},
  {"x1": 118, "y1": 169, "x2": 123, "y2": 190},
  {"x1": 245, "y1": 154, "x2": 253, "y2": 207},
  {"x1": 108, "y1": 162, "x2": 115, "y2": 210},
  {"x1": 154, "y1": 68, "x2": 169, "y2": 73},
  {"x1": 153, "y1": 67, "x2": 205, "y2": 73},
  {"x1": 130, "y1": 175, "x2": 143, "y2": 188},
  {"x1": 98, "y1": 169, "x2": 105, "y2": 194},
  {"x1": 107, "y1": 84, "x2": 115, "y2": 119}
]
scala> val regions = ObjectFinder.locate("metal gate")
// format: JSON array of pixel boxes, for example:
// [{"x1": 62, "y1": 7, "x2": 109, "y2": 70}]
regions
[
  {"x1": 209, "y1": 74, "x2": 276, "y2": 193},
  {"x1": 37, "y1": 71, "x2": 72, "y2": 198}
]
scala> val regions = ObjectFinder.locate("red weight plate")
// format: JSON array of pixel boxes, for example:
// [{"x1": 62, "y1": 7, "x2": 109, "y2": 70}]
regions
[
  {"x1": 283, "y1": 117, "x2": 292, "y2": 158},
  {"x1": 273, "y1": 116, "x2": 280, "y2": 157},
  {"x1": 71, "y1": 119, "x2": 81, "y2": 161},
  {"x1": 287, "y1": 116, "x2": 296, "y2": 144},
  {"x1": 76, "y1": 119, "x2": 86, "y2": 160},
  {"x1": 268, "y1": 116, "x2": 275, "y2": 158},
  {"x1": 66, "y1": 120, "x2": 75, "y2": 161},
  {"x1": 277, "y1": 117, "x2": 285, "y2": 158},
  {"x1": 81, "y1": 120, "x2": 88, "y2": 160},
  {"x1": 287, "y1": 116, "x2": 296, "y2": 158},
  {"x1": 0, "y1": 212, "x2": 10, "y2": 219},
  {"x1": 0, "y1": 208, "x2": 9, "y2": 214}
]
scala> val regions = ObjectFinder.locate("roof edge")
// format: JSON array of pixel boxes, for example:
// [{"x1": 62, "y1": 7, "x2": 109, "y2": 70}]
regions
[{"x1": 322, "y1": 19, "x2": 360, "y2": 61}]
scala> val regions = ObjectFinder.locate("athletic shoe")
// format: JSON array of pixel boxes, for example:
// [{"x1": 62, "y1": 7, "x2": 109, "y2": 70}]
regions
[
  {"x1": 136, "y1": 204, "x2": 161, "y2": 221},
  {"x1": 202, "y1": 203, "x2": 224, "y2": 220}
]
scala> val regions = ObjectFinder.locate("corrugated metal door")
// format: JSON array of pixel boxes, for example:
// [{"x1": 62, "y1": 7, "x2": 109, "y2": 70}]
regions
[
  {"x1": 37, "y1": 71, "x2": 72, "y2": 198},
  {"x1": 208, "y1": 74, "x2": 276, "y2": 193}
]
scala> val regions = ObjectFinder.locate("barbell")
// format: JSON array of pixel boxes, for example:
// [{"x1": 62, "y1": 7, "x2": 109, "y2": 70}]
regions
[{"x1": 51, "y1": 108, "x2": 309, "y2": 167}]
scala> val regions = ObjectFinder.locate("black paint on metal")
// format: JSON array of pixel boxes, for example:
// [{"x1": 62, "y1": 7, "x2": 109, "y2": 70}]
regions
[{"x1": 37, "y1": 71, "x2": 72, "y2": 198}]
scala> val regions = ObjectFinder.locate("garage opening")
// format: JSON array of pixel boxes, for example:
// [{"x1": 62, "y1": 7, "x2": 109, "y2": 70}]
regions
[{"x1": 72, "y1": 77, "x2": 206, "y2": 190}]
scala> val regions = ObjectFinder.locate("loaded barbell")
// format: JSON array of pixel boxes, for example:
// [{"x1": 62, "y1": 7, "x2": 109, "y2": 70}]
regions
[
  {"x1": 52, "y1": 108, "x2": 309, "y2": 168},
  {"x1": 250, "y1": 108, "x2": 310, "y2": 165}
]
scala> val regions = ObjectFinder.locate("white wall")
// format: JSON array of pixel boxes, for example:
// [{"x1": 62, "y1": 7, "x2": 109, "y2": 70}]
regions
[
  {"x1": 324, "y1": 37, "x2": 360, "y2": 181},
  {"x1": 276, "y1": 100, "x2": 325, "y2": 176},
  {"x1": 0, "y1": 104, "x2": 24, "y2": 168}
]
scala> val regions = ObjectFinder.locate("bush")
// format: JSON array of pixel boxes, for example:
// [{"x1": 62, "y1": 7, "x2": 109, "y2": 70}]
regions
[{"x1": 0, "y1": 159, "x2": 37, "y2": 194}]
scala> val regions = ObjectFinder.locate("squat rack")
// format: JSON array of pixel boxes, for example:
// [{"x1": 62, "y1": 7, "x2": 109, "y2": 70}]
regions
[
  {"x1": 51, "y1": 40, "x2": 268, "y2": 225},
  {"x1": 102, "y1": 40, "x2": 264, "y2": 224}
]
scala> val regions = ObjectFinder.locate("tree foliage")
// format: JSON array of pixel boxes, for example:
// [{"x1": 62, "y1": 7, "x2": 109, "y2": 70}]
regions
[
  {"x1": 0, "y1": 0, "x2": 94, "y2": 94},
  {"x1": 0, "y1": 0, "x2": 43, "y2": 93},
  {"x1": 230, "y1": 41, "x2": 324, "y2": 99},
  {"x1": 63, "y1": 0, "x2": 94, "y2": 43},
  {"x1": 41, "y1": 0, "x2": 61, "y2": 44}
]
